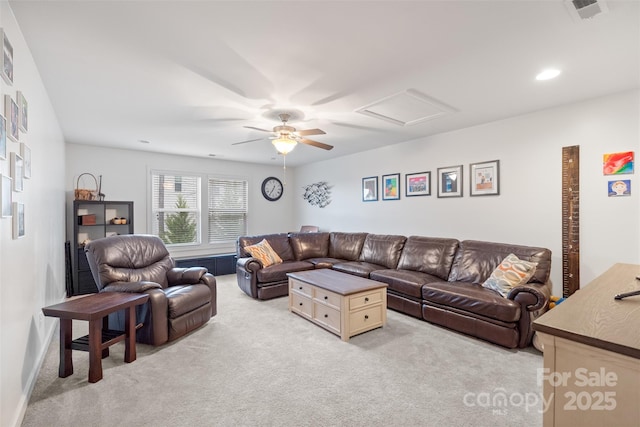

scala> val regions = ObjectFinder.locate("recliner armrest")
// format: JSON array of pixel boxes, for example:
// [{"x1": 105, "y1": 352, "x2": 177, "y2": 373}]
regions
[
  {"x1": 237, "y1": 257, "x2": 262, "y2": 272},
  {"x1": 507, "y1": 282, "x2": 550, "y2": 312},
  {"x1": 102, "y1": 281, "x2": 162, "y2": 293},
  {"x1": 167, "y1": 267, "x2": 208, "y2": 285}
]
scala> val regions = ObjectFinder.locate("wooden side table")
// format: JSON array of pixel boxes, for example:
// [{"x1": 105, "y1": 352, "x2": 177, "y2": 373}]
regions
[{"x1": 42, "y1": 292, "x2": 149, "y2": 383}]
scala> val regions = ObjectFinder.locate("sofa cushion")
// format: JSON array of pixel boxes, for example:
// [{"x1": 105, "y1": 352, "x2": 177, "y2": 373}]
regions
[
  {"x1": 256, "y1": 261, "x2": 315, "y2": 284},
  {"x1": 396, "y1": 236, "x2": 459, "y2": 280},
  {"x1": 448, "y1": 240, "x2": 551, "y2": 284},
  {"x1": 359, "y1": 234, "x2": 407, "y2": 269},
  {"x1": 482, "y1": 254, "x2": 538, "y2": 297},
  {"x1": 371, "y1": 269, "x2": 444, "y2": 298},
  {"x1": 329, "y1": 232, "x2": 368, "y2": 260},
  {"x1": 289, "y1": 232, "x2": 330, "y2": 260},
  {"x1": 244, "y1": 239, "x2": 283, "y2": 267},
  {"x1": 422, "y1": 281, "x2": 521, "y2": 323},
  {"x1": 332, "y1": 261, "x2": 386, "y2": 278}
]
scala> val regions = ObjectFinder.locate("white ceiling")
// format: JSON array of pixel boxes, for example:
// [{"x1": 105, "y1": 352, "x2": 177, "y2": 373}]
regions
[{"x1": 9, "y1": 0, "x2": 640, "y2": 166}]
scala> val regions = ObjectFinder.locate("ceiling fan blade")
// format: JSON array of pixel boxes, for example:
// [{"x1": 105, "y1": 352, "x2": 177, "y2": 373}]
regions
[
  {"x1": 295, "y1": 128, "x2": 326, "y2": 136},
  {"x1": 300, "y1": 138, "x2": 334, "y2": 151},
  {"x1": 232, "y1": 137, "x2": 265, "y2": 146},
  {"x1": 243, "y1": 126, "x2": 273, "y2": 133}
]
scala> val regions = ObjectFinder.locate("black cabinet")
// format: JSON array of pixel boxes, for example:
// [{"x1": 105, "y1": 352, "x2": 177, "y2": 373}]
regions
[
  {"x1": 175, "y1": 254, "x2": 236, "y2": 276},
  {"x1": 72, "y1": 200, "x2": 134, "y2": 295}
]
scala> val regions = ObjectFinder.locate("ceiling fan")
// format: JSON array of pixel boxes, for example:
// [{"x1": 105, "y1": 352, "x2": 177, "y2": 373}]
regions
[{"x1": 234, "y1": 113, "x2": 333, "y2": 153}]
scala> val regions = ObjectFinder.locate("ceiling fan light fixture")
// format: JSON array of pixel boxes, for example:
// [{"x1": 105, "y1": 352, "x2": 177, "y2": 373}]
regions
[{"x1": 272, "y1": 136, "x2": 298, "y2": 154}]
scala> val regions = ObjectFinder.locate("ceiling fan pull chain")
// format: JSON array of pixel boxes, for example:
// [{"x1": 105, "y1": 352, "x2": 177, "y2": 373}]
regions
[{"x1": 283, "y1": 155, "x2": 287, "y2": 186}]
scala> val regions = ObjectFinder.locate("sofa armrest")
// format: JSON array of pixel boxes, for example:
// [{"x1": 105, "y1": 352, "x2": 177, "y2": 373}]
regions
[
  {"x1": 237, "y1": 256, "x2": 263, "y2": 271},
  {"x1": 102, "y1": 281, "x2": 162, "y2": 293},
  {"x1": 508, "y1": 281, "x2": 552, "y2": 348}
]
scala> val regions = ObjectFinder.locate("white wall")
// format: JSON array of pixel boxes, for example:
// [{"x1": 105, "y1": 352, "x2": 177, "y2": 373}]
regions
[
  {"x1": 294, "y1": 90, "x2": 640, "y2": 295},
  {"x1": 65, "y1": 144, "x2": 297, "y2": 256},
  {"x1": 0, "y1": 4, "x2": 67, "y2": 427}
]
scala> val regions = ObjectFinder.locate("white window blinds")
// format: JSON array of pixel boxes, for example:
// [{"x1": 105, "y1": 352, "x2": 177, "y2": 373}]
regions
[
  {"x1": 208, "y1": 178, "x2": 248, "y2": 244},
  {"x1": 151, "y1": 172, "x2": 200, "y2": 245}
]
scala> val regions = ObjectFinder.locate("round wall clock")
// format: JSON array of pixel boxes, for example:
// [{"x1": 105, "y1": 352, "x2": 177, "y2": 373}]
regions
[{"x1": 261, "y1": 176, "x2": 283, "y2": 201}]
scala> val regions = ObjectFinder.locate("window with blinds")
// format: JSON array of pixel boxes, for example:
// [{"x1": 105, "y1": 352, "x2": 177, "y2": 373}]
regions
[
  {"x1": 208, "y1": 178, "x2": 248, "y2": 243},
  {"x1": 151, "y1": 172, "x2": 200, "y2": 245}
]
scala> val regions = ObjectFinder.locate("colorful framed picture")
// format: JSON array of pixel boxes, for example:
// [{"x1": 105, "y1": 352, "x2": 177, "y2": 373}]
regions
[
  {"x1": 470, "y1": 160, "x2": 500, "y2": 196},
  {"x1": 1, "y1": 174, "x2": 12, "y2": 217},
  {"x1": 603, "y1": 151, "x2": 634, "y2": 175},
  {"x1": 382, "y1": 173, "x2": 400, "y2": 201},
  {"x1": 437, "y1": 165, "x2": 463, "y2": 198},
  {"x1": 1, "y1": 29, "x2": 13, "y2": 86},
  {"x1": 362, "y1": 176, "x2": 378, "y2": 202},
  {"x1": 10, "y1": 151, "x2": 23, "y2": 192},
  {"x1": 405, "y1": 171, "x2": 431, "y2": 197},
  {"x1": 20, "y1": 143, "x2": 31, "y2": 179},
  {"x1": 13, "y1": 202, "x2": 24, "y2": 239},
  {"x1": 608, "y1": 179, "x2": 631, "y2": 197},
  {"x1": 17, "y1": 91, "x2": 27, "y2": 133},
  {"x1": 5, "y1": 95, "x2": 18, "y2": 141},
  {"x1": 0, "y1": 113, "x2": 5, "y2": 160}
]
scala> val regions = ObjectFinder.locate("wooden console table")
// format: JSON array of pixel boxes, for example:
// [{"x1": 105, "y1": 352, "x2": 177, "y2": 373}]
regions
[
  {"x1": 533, "y1": 263, "x2": 640, "y2": 427},
  {"x1": 42, "y1": 292, "x2": 149, "y2": 383}
]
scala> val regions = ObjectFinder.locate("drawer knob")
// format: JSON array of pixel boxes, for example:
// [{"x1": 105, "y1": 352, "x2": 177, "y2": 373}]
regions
[
  {"x1": 299, "y1": 286, "x2": 303, "y2": 290},
  {"x1": 364, "y1": 315, "x2": 369, "y2": 320},
  {"x1": 324, "y1": 296, "x2": 328, "y2": 300},
  {"x1": 324, "y1": 314, "x2": 328, "y2": 318},
  {"x1": 364, "y1": 297, "x2": 369, "y2": 302},
  {"x1": 299, "y1": 302, "x2": 303, "y2": 306}
]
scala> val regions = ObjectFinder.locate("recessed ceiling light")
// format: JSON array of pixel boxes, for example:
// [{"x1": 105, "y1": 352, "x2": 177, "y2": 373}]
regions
[
  {"x1": 208, "y1": 154, "x2": 216, "y2": 157},
  {"x1": 536, "y1": 69, "x2": 561, "y2": 81},
  {"x1": 138, "y1": 139, "x2": 150, "y2": 144}
]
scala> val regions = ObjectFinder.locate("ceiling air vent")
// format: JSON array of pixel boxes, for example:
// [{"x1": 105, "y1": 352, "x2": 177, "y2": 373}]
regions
[{"x1": 566, "y1": 0, "x2": 608, "y2": 21}]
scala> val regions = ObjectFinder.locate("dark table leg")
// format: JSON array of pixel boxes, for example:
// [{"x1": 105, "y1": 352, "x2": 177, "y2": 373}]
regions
[
  {"x1": 59, "y1": 319, "x2": 73, "y2": 378},
  {"x1": 124, "y1": 305, "x2": 136, "y2": 363},
  {"x1": 88, "y1": 319, "x2": 103, "y2": 383},
  {"x1": 101, "y1": 315, "x2": 109, "y2": 359}
]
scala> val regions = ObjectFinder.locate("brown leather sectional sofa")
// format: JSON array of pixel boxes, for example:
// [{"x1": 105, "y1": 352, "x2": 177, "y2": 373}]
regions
[{"x1": 236, "y1": 232, "x2": 551, "y2": 348}]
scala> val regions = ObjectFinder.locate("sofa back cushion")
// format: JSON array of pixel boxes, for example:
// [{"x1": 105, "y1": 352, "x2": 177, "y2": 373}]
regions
[
  {"x1": 448, "y1": 240, "x2": 551, "y2": 284},
  {"x1": 237, "y1": 233, "x2": 295, "y2": 261},
  {"x1": 289, "y1": 232, "x2": 330, "y2": 260},
  {"x1": 359, "y1": 234, "x2": 407, "y2": 269},
  {"x1": 329, "y1": 232, "x2": 368, "y2": 260},
  {"x1": 397, "y1": 236, "x2": 459, "y2": 280}
]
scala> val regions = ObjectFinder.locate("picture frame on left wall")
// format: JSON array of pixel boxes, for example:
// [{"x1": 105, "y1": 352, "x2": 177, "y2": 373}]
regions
[
  {"x1": 13, "y1": 201, "x2": 24, "y2": 239},
  {"x1": 0, "y1": 29, "x2": 13, "y2": 86},
  {"x1": 5, "y1": 95, "x2": 19, "y2": 141},
  {"x1": 1, "y1": 174, "x2": 12, "y2": 217},
  {"x1": 17, "y1": 91, "x2": 27, "y2": 133},
  {"x1": 20, "y1": 143, "x2": 31, "y2": 179},
  {"x1": 0, "y1": 113, "x2": 6, "y2": 160},
  {"x1": 10, "y1": 151, "x2": 23, "y2": 192}
]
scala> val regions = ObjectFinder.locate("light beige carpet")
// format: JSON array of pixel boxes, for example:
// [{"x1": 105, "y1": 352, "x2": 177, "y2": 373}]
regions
[{"x1": 22, "y1": 275, "x2": 543, "y2": 426}]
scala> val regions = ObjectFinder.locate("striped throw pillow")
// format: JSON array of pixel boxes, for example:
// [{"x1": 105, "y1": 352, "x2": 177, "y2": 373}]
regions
[
  {"x1": 482, "y1": 253, "x2": 538, "y2": 298},
  {"x1": 245, "y1": 239, "x2": 283, "y2": 267}
]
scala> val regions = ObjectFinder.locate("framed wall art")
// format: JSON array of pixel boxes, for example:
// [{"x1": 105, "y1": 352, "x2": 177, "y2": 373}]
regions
[
  {"x1": 603, "y1": 151, "x2": 634, "y2": 175},
  {"x1": 405, "y1": 171, "x2": 431, "y2": 197},
  {"x1": 1, "y1": 174, "x2": 12, "y2": 217},
  {"x1": 20, "y1": 143, "x2": 31, "y2": 179},
  {"x1": 0, "y1": 113, "x2": 5, "y2": 160},
  {"x1": 10, "y1": 151, "x2": 23, "y2": 192},
  {"x1": 5, "y1": 95, "x2": 19, "y2": 141},
  {"x1": 470, "y1": 160, "x2": 500, "y2": 196},
  {"x1": 382, "y1": 173, "x2": 400, "y2": 201},
  {"x1": 437, "y1": 165, "x2": 463, "y2": 198},
  {"x1": 362, "y1": 176, "x2": 378, "y2": 202},
  {"x1": 608, "y1": 179, "x2": 631, "y2": 197},
  {"x1": 17, "y1": 91, "x2": 27, "y2": 133},
  {"x1": 13, "y1": 201, "x2": 24, "y2": 239},
  {"x1": 1, "y1": 29, "x2": 13, "y2": 86}
]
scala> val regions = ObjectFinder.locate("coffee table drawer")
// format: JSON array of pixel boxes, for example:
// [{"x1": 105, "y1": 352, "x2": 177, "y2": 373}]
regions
[
  {"x1": 314, "y1": 288, "x2": 340, "y2": 309},
  {"x1": 349, "y1": 305, "x2": 384, "y2": 336},
  {"x1": 290, "y1": 279, "x2": 313, "y2": 297},
  {"x1": 349, "y1": 289, "x2": 384, "y2": 311},
  {"x1": 290, "y1": 292, "x2": 312, "y2": 318},
  {"x1": 313, "y1": 303, "x2": 340, "y2": 334}
]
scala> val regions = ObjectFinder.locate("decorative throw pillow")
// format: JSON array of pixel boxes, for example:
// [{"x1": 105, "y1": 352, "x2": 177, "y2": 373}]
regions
[
  {"x1": 482, "y1": 253, "x2": 538, "y2": 298},
  {"x1": 244, "y1": 239, "x2": 283, "y2": 267}
]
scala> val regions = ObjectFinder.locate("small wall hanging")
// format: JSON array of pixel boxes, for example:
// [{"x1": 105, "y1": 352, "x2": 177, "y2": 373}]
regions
[{"x1": 302, "y1": 181, "x2": 331, "y2": 208}]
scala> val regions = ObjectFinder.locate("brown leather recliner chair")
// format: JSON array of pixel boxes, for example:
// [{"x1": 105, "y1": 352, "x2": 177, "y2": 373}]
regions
[{"x1": 84, "y1": 234, "x2": 217, "y2": 345}]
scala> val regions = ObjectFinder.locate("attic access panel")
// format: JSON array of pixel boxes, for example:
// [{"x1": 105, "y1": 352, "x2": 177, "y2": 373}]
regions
[{"x1": 356, "y1": 89, "x2": 455, "y2": 126}]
